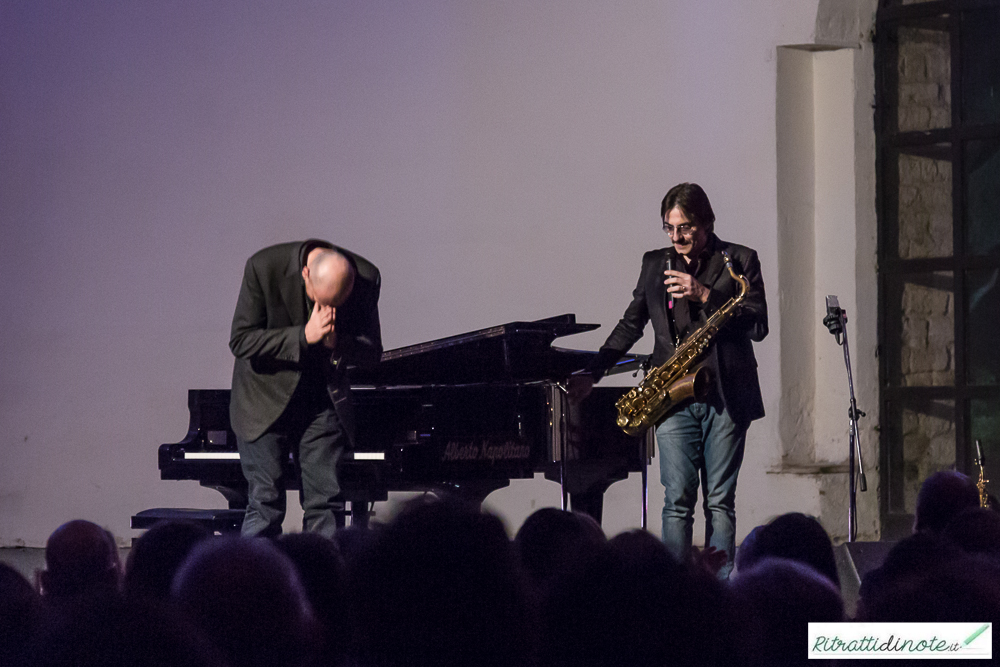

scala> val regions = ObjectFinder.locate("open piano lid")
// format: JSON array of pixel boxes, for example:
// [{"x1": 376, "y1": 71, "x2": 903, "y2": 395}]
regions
[{"x1": 349, "y1": 313, "x2": 643, "y2": 386}]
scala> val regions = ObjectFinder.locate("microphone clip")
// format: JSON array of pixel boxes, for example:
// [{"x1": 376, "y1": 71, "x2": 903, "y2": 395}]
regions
[{"x1": 824, "y1": 295, "x2": 846, "y2": 344}]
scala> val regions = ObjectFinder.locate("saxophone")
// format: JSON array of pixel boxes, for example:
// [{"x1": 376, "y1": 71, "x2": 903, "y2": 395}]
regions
[
  {"x1": 615, "y1": 250, "x2": 750, "y2": 436},
  {"x1": 976, "y1": 439, "x2": 990, "y2": 509}
]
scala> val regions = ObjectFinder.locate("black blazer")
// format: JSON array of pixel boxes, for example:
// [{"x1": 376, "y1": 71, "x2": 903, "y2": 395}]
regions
[
  {"x1": 229, "y1": 240, "x2": 382, "y2": 444},
  {"x1": 591, "y1": 235, "x2": 768, "y2": 425}
]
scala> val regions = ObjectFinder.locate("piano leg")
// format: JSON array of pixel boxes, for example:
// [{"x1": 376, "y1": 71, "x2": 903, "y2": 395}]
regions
[
  {"x1": 349, "y1": 499, "x2": 370, "y2": 529},
  {"x1": 543, "y1": 463, "x2": 631, "y2": 528},
  {"x1": 641, "y1": 456, "x2": 648, "y2": 530}
]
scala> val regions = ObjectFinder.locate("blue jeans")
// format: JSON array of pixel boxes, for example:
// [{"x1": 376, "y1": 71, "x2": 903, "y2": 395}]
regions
[
  {"x1": 657, "y1": 401, "x2": 748, "y2": 579},
  {"x1": 237, "y1": 390, "x2": 346, "y2": 538}
]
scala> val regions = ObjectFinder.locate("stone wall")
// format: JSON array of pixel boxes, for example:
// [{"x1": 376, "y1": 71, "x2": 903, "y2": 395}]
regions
[
  {"x1": 902, "y1": 400, "x2": 956, "y2": 512},
  {"x1": 897, "y1": 27, "x2": 950, "y2": 132},
  {"x1": 900, "y1": 276, "x2": 954, "y2": 387},
  {"x1": 898, "y1": 153, "x2": 952, "y2": 258},
  {"x1": 895, "y1": 24, "x2": 956, "y2": 514}
]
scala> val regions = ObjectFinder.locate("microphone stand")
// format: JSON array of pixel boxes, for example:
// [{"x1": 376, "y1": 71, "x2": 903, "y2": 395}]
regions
[{"x1": 823, "y1": 296, "x2": 868, "y2": 542}]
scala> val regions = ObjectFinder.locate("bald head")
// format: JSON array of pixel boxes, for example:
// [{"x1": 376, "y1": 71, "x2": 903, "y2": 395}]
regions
[
  {"x1": 42, "y1": 520, "x2": 121, "y2": 599},
  {"x1": 304, "y1": 249, "x2": 355, "y2": 307}
]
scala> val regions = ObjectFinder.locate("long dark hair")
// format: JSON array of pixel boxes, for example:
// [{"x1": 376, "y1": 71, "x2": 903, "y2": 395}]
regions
[{"x1": 660, "y1": 182, "x2": 715, "y2": 231}]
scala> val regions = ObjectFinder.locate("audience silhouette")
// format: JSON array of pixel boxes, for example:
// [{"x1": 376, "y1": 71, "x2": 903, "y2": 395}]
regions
[
  {"x1": 730, "y1": 557, "x2": 844, "y2": 666},
  {"x1": 39, "y1": 519, "x2": 121, "y2": 602},
  {"x1": 0, "y1": 562, "x2": 41, "y2": 666},
  {"x1": 172, "y1": 535, "x2": 318, "y2": 667},
  {"x1": 914, "y1": 470, "x2": 980, "y2": 535},
  {"x1": 734, "y1": 512, "x2": 840, "y2": 588},
  {"x1": 514, "y1": 507, "x2": 606, "y2": 600},
  {"x1": 348, "y1": 496, "x2": 533, "y2": 667},
  {"x1": 14, "y1": 470, "x2": 999, "y2": 667},
  {"x1": 124, "y1": 519, "x2": 211, "y2": 604},
  {"x1": 276, "y1": 530, "x2": 352, "y2": 667},
  {"x1": 942, "y1": 506, "x2": 1000, "y2": 561}
]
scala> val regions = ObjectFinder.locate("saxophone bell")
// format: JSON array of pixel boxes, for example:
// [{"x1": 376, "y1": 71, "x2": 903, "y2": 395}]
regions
[{"x1": 667, "y1": 366, "x2": 712, "y2": 405}]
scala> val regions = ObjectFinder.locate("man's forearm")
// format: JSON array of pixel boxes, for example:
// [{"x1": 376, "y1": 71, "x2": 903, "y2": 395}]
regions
[{"x1": 229, "y1": 325, "x2": 305, "y2": 363}]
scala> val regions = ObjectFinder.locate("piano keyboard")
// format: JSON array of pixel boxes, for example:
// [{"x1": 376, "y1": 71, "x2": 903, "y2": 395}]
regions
[{"x1": 182, "y1": 451, "x2": 385, "y2": 461}]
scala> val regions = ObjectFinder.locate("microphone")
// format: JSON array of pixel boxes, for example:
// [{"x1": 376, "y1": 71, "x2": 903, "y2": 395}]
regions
[
  {"x1": 824, "y1": 295, "x2": 844, "y2": 344},
  {"x1": 666, "y1": 257, "x2": 674, "y2": 309}
]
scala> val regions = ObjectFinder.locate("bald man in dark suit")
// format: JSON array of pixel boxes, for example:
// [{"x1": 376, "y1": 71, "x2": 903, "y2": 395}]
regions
[{"x1": 229, "y1": 239, "x2": 382, "y2": 537}]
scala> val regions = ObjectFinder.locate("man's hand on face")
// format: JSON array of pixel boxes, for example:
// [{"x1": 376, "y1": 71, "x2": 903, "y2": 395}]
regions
[{"x1": 305, "y1": 301, "x2": 335, "y2": 345}]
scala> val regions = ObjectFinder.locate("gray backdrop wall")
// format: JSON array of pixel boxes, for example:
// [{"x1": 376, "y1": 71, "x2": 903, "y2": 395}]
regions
[{"x1": 0, "y1": 0, "x2": 822, "y2": 546}]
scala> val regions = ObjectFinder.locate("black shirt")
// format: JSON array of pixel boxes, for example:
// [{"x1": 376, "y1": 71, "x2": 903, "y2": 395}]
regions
[{"x1": 669, "y1": 234, "x2": 717, "y2": 345}]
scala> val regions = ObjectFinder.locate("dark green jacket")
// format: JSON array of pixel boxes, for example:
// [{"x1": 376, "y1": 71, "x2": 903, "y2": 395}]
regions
[{"x1": 229, "y1": 240, "x2": 382, "y2": 443}]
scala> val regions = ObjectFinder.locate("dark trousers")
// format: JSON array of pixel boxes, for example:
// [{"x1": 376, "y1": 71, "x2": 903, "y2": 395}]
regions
[{"x1": 237, "y1": 385, "x2": 346, "y2": 538}]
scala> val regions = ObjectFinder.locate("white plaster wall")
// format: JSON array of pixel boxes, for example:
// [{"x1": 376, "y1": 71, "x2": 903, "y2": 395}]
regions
[
  {"x1": 813, "y1": 49, "x2": 860, "y2": 467},
  {"x1": 773, "y1": 47, "x2": 872, "y2": 539},
  {"x1": 776, "y1": 47, "x2": 817, "y2": 465},
  {"x1": 0, "y1": 0, "x2": 823, "y2": 546},
  {"x1": 814, "y1": 0, "x2": 880, "y2": 540},
  {"x1": 768, "y1": 0, "x2": 879, "y2": 541}
]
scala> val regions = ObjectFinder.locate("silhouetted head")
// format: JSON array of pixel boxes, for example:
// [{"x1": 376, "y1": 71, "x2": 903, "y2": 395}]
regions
[
  {"x1": 730, "y1": 558, "x2": 844, "y2": 666},
  {"x1": 914, "y1": 470, "x2": 979, "y2": 534},
  {"x1": 124, "y1": 520, "x2": 212, "y2": 603},
  {"x1": 943, "y1": 506, "x2": 1000, "y2": 560},
  {"x1": 349, "y1": 497, "x2": 531, "y2": 667},
  {"x1": 0, "y1": 563, "x2": 41, "y2": 666},
  {"x1": 30, "y1": 595, "x2": 227, "y2": 667},
  {"x1": 859, "y1": 553, "x2": 1000, "y2": 624},
  {"x1": 856, "y1": 531, "x2": 963, "y2": 620},
  {"x1": 332, "y1": 524, "x2": 377, "y2": 568},
  {"x1": 736, "y1": 513, "x2": 840, "y2": 589},
  {"x1": 542, "y1": 528, "x2": 730, "y2": 667},
  {"x1": 607, "y1": 528, "x2": 683, "y2": 579},
  {"x1": 41, "y1": 520, "x2": 121, "y2": 600},
  {"x1": 514, "y1": 508, "x2": 606, "y2": 597},
  {"x1": 172, "y1": 536, "x2": 317, "y2": 667},
  {"x1": 276, "y1": 532, "x2": 350, "y2": 667}
]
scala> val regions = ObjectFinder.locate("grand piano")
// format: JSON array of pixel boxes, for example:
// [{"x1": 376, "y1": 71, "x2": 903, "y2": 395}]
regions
[{"x1": 136, "y1": 314, "x2": 654, "y2": 531}]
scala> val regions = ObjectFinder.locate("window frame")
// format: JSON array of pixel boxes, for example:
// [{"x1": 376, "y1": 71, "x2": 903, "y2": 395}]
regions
[{"x1": 875, "y1": 0, "x2": 1000, "y2": 538}]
